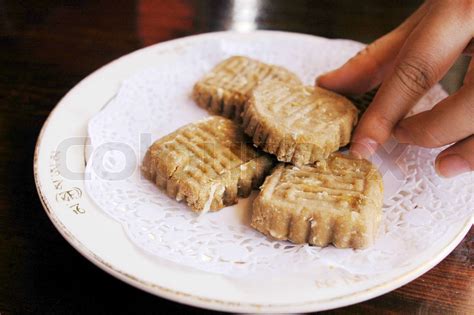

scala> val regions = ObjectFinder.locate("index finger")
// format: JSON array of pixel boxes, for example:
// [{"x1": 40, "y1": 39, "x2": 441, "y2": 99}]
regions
[{"x1": 317, "y1": 2, "x2": 428, "y2": 95}]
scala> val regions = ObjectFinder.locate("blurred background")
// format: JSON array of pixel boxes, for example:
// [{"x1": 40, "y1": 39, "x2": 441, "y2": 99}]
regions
[
  {"x1": 0, "y1": 0, "x2": 469, "y2": 94},
  {"x1": 0, "y1": 1, "x2": 471, "y2": 313}
]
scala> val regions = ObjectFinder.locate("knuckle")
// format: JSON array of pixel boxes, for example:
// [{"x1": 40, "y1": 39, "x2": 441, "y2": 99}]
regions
[
  {"x1": 362, "y1": 40, "x2": 378, "y2": 55},
  {"x1": 354, "y1": 41, "x2": 379, "y2": 64},
  {"x1": 361, "y1": 40, "x2": 382, "y2": 64},
  {"x1": 393, "y1": 56, "x2": 438, "y2": 99},
  {"x1": 357, "y1": 40, "x2": 378, "y2": 56},
  {"x1": 349, "y1": 46, "x2": 371, "y2": 65}
]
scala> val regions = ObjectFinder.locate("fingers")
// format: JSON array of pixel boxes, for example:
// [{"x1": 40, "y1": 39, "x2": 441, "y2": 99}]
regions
[
  {"x1": 316, "y1": 2, "x2": 428, "y2": 95},
  {"x1": 435, "y1": 135, "x2": 474, "y2": 178},
  {"x1": 351, "y1": 3, "x2": 474, "y2": 158},
  {"x1": 393, "y1": 80, "x2": 474, "y2": 147}
]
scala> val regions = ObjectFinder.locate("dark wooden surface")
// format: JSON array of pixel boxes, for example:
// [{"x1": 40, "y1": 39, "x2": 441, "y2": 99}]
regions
[{"x1": 0, "y1": 0, "x2": 472, "y2": 313}]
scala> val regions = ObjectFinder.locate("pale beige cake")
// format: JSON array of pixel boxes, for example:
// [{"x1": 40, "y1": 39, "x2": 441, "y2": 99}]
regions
[
  {"x1": 242, "y1": 82, "x2": 358, "y2": 166},
  {"x1": 192, "y1": 56, "x2": 301, "y2": 121},
  {"x1": 142, "y1": 116, "x2": 275, "y2": 213},
  {"x1": 251, "y1": 153, "x2": 383, "y2": 249}
]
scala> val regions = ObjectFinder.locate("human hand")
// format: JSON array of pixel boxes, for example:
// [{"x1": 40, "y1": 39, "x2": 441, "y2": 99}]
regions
[{"x1": 317, "y1": 0, "x2": 474, "y2": 178}]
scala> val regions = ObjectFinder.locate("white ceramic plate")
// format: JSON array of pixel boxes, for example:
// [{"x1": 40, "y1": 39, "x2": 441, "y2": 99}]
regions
[{"x1": 34, "y1": 31, "x2": 473, "y2": 313}]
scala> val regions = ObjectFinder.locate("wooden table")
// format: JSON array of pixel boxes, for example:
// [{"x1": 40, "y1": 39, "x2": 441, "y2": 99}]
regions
[{"x1": 0, "y1": 0, "x2": 472, "y2": 313}]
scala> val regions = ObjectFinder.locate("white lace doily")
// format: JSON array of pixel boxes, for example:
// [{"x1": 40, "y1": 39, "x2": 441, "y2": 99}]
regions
[{"x1": 85, "y1": 34, "x2": 473, "y2": 277}]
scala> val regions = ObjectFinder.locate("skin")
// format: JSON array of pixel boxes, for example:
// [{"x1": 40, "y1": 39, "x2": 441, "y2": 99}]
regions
[{"x1": 316, "y1": 0, "x2": 474, "y2": 178}]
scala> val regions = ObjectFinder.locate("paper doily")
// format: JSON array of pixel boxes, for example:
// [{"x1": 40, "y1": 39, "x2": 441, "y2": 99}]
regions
[{"x1": 85, "y1": 34, "x2": 473, "y2": 277}]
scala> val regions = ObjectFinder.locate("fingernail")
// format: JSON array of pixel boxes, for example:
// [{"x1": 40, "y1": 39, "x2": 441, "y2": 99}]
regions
[
  {"x1": 350, "y1": 137, "x2": 379, "y2": 159},
  {"x1": 435, "y1": 154, "x2": 471, "y2": 178},
  {"x1": 393, "y1": 126, "x2": 413, "y2": 144}
]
